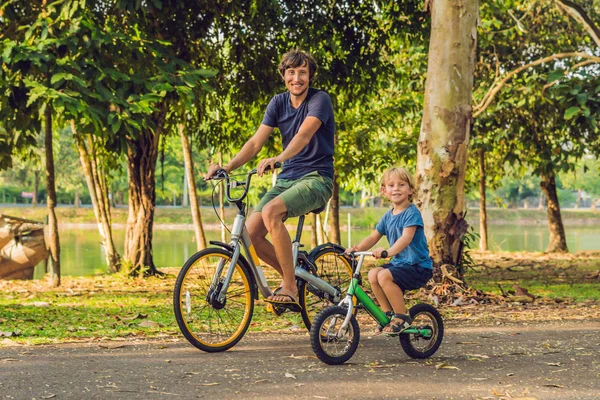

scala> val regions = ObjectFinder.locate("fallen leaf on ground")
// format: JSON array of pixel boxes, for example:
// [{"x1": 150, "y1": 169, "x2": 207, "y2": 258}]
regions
[
  {"x1": 139, "y1": 320, "x2": 161, "y2": 328},
  {"x1": 285, "y1": 373, "x2": 297, "y2": 379},
  {"x1": 542, "y1": 384, "x2": 564, "y2": 388},
  {"x1": 98, "y1": 343, "x2": 127, "y2": 349},
  {"x1": 435, "y1": 363, "x2": 460, "y2": 370},
  {"x1": 198, "y1": 383, "x2": 219, "y2": 386},
  {"x1": 224, "y1": 369, "x2": 240, "y2": 372},
  {"x1": 0, "y1": 339, "x2": 22, "y2": 347}
]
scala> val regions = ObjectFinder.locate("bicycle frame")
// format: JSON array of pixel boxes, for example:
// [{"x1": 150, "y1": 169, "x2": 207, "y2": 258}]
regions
[
  {"x1": 210, "y1": 168, "x2": 342, "y2": 304},
  {"x1": 337, "y1": 252, "x2": 431, "y2": 337}
]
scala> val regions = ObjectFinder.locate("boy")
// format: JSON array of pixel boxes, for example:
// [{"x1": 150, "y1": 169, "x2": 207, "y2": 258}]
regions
[{"x1": 346, "y1": 167, "x2": 433, "y2": 334}]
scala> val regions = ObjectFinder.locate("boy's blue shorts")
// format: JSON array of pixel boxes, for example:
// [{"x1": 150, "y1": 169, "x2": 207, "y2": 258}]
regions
[{"x1": 380, "y1": 263, "x2": 433, "y2": 292}]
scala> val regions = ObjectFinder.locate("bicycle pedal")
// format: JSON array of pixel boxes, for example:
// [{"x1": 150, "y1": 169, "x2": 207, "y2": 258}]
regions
[{"x1": 265, "y1": 303, "x2": 286, "y2": 316}]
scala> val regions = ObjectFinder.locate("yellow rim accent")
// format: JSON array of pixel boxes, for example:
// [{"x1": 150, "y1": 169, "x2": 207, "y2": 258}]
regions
[
  {"x1": 179, "y1": 252, "x2": 252, "y2": 348},
  {"x1": 247, "y1": 244, "x2": 260, "y2": 266}
]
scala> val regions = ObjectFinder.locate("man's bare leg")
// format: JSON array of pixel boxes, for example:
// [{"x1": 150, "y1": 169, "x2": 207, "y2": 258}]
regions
[
  {"x1": 261, "y1": 198, "x2": 297, "y2": 302},
  {"x1": 246, "y1": 213, "x2": 283, "y2": 275}
]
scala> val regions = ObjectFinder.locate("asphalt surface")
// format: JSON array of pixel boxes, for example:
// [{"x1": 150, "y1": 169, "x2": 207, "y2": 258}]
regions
[{"x1": 1, "y1": 321, "x2": 599, "y2": 400}]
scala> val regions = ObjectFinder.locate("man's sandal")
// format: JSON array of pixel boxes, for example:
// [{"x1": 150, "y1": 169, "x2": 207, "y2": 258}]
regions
[
  {"x1": 383, "y1": 314, "x2": 412, "y2": 336},
  {"x1": 264, "y1": 293, "x2": 303, "y2": 313}
]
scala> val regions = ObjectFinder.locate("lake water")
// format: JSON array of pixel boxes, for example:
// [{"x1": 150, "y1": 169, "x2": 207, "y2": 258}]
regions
[{"x1": 33, "y1": 224, "x2": 600, "y2": 278}]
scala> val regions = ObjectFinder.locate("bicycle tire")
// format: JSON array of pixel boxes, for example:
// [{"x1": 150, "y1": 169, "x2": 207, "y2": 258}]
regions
[
  {"x1": 173, "y1": 248, "x2": 255, "y2": 352},
  {"x1": 310, "y1": 305, "x2": 360, "y2": 365},
  {"x1": 399, "y1": 303, "x2": 444, "y2": 359},
  {"x1": 299, "y1": 246, "x2": 355, "y2": 330}
]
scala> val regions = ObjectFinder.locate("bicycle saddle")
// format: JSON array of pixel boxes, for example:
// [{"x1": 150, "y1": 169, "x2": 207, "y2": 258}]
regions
[{"x1": 309, "y1": 205, "x2": 326, "y2": 214}]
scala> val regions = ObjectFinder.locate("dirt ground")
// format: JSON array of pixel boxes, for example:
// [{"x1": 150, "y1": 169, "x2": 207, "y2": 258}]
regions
[{"x1": 1, "y1": 317, "x2": 599, "y2": 400}]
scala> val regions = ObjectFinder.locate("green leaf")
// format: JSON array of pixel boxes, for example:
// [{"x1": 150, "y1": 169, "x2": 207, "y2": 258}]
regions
[
  {"x1": 576, "y1": 93, "x2": 587, "y2": 106},
  {"x1": 547, "y1": 70, "x2": 564, "y2": 83},
  {"x1": 564, "y1": 107, "x2": 580, "y2": 120},
  {"x1": 51, "y1": 73, "x2": 72, "y2": 85}
]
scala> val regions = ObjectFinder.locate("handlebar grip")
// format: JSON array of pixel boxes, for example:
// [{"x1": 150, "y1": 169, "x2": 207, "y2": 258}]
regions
[
  {"x1": 381, "y1": 250, "x2": 388, "y2": 258},
  {"x1": 263, "y1": 161, "x2": 282, "y2": 172}
]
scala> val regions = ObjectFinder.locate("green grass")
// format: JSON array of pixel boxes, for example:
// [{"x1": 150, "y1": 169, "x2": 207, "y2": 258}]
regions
[{"x1": 0, "y1": 274, "x2": 306, "y2": 345}]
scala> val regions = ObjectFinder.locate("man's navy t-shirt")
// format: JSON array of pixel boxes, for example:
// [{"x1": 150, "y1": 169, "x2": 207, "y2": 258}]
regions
[{"x1": 261, "y1": 87, "x2": 335, "y2": 180}]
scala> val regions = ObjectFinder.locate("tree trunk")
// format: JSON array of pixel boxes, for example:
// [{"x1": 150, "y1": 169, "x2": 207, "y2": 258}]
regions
[
  {"x1": 478, "y1": 148, "x2": 488, "y2": 251},
  {"x1": 74, "y1": 191, "x2": 80, "y2": 208},
  {"x1": 32, "y1": 171, "x2": 39, "y2": 207},
  {"x1": 74, "y1": 122, "x2": 121, "y2": 272},
  {"x1": 329, "y1": 174, "x2": 341, "y2": 245},
  {"x1": 316, "y1": 213, "x2": 325, "y2": 245},
  {"x1": 44, "y1": 105, "x2": 60, "y2": 287},
  {"x1": 310, "y1": 213, "x2": 318, "y2": 248},
  {"x1": 360, "y1": 188, "x2": 369, "y2": 208},
  {"x1": 180, "y1": 123, "x2": 207, "y2": 251},
  {"x1": 575, "y1": 188, "x2": 581, "y2": 209},
  {"x1": 540, "y1": 171, "x2": 569, "y2": 253},
  {"x1": 124, "y1": 108, "x2": 166, "y2": 275},
  {"x1": 182, "y1": 169, "x2": 189, "y2": 207},
  {"x1": 218, "y1": 152, "x2": 226, "y2": 242},
  {"x1": 415, "y1": 0, "x2": 478, "y2": 274}
]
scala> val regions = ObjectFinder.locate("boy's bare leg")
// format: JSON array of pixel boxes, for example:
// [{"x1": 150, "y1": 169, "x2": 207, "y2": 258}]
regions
[
  {"x1": 261, "y1": 198, "x2": 297, "y2": 302},
  {"x1": 377, "y1": 269, "x2": 407, "y2": 315},
  {"x1": 246, "y1": 213, "x2": 282, "y2": 275},
  {"x1": 368, "y1": 267, "x2": 392, "y2": 312}
]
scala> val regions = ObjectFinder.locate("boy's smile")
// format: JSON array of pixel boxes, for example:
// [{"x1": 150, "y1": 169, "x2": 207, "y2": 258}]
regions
[{"x1": 382, "y1": 176, "x2": 413, "y2": 208}]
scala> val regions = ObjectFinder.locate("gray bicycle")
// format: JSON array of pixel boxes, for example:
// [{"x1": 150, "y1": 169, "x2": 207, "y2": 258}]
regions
[{"x1": 173, "y1": 165, "x2": 355, "y2": 352}]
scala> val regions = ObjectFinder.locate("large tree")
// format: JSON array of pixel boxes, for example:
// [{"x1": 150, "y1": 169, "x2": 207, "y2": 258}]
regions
[{"x1": 414, "y1": 0, "x2": 479, "y2": 273}]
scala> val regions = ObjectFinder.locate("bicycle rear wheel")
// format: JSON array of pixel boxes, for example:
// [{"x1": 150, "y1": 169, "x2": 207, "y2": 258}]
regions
[
  {"x1": 173, "y1": 248, "x2": 255, "y2": 352},
  {"x1": 299, "y1": 246, "x2": 355, "y2": 330}
]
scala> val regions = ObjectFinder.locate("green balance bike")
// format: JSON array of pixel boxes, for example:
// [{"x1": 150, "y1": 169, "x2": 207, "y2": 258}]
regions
[{"x1": 309, "y1": 251, "x2": 444, "y2": 365}]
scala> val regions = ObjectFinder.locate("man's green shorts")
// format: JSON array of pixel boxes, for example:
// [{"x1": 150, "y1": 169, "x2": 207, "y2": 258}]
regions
[{"x1": 255, "y1": 171, "x2": 333, "y2": 219}]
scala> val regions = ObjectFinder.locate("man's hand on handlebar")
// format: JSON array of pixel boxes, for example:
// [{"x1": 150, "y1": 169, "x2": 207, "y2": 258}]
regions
[
  {"x1": 204, "y1": 163, "x2": 228, "y2": 181},
  {"x1": 344, "y1": 245, "x2": 359, "y2": 254},
  {"x1": 257, "y1": 157, "x2": 282, "y2": 177}
]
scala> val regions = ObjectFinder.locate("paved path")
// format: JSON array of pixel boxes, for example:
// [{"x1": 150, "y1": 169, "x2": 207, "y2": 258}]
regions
[{"x1": 1, "y1": 321, "x2": 599, "y2": 399}]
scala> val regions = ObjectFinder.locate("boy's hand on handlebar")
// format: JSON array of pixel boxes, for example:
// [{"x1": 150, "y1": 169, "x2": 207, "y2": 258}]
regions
[
  {"x1": 257, "y1": 157, "x2": 282, "y2": 177},
  {"x1": 372, "y1": 247, "x2": 388, "y2": 259}
]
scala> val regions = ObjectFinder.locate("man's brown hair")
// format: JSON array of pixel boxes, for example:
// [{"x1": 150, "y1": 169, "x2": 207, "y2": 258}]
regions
[{"x1": 278, "y1": 49, "x2": 317, "y2": 83}]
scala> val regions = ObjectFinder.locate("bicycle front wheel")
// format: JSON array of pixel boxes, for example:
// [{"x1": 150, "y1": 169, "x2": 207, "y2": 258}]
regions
[
  {"x1": 299, "y1": 246, "x2": 355, "y2": 330},
  {"x1": 173, "y1": 248, "x2": 255, "y2": 352}
]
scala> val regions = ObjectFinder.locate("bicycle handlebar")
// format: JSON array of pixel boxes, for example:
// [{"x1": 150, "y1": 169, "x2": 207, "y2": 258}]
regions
[
  {"x1": 209, "y1": 162, "x2": 282, "y2": 203},
  {"x1": 348, "y1": 250, "x2": 388, "y2": 258}
]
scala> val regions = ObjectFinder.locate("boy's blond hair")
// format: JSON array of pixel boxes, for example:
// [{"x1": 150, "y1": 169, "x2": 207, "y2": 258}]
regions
[{"x1": 380, "y1": 167, "x2": 416, "y2": 202}]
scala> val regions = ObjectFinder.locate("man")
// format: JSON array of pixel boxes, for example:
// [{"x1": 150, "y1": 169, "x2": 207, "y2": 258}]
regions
[{"x1": 205, "y1": 49, "x2": 334, "y2": 307}]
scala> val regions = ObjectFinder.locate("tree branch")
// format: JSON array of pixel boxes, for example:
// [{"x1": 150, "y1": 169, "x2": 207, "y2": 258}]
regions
[
  {"x1": 555, "y1": 0, "x2": 600, "y2": 48},
  {"x1": 473, "y1": 52, "x2": 600, "y2": 119}
]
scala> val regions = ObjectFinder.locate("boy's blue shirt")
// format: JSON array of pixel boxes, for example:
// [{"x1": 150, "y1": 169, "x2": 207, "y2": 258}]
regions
[{"x1": 376, "y1": 204, "x2": 433, "y2": 270}]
